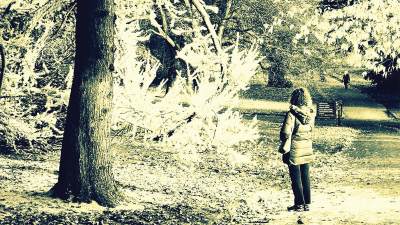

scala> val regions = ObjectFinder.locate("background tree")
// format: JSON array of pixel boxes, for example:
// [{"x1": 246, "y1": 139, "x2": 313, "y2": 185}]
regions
[
  {"x1": 307, "y1": 0, "x2": 400, "y2": 92},
  {"x1": 0, "y1": 0, "x2": 73, "y2": 152},
  {"x1": 50, "y1": 0, "x2": 121, "y2": 207},
  {"x1": 212, "y1": 0, "x2": 334, "y2": 87}
]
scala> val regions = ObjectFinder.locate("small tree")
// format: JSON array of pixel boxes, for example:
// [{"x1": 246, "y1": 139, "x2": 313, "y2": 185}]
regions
[
  {"x1": 112, "y1": 0, "x2": 260, "y2": 162},
  {"x1": 51, "y1": 0, "x2": 120, "y2": 207}
]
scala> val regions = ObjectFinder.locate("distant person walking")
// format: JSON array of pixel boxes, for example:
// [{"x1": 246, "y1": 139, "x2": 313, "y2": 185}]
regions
[
  {"x1": 342, "y1": 71, "x2": 350, "y2": 89},
  {"x1": 279, "y1": 87, "x2": 316, "y2": 212}
]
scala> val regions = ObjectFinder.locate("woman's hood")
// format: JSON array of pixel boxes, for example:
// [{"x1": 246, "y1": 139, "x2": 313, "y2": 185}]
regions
[{"x1": 290, "y1": 105, "x2": 314, "y2": 125}]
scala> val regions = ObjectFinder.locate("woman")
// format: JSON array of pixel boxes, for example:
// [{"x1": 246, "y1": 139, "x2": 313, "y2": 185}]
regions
[{"x1": 279, "y1": 87, "x2": 316, "y2": 212}]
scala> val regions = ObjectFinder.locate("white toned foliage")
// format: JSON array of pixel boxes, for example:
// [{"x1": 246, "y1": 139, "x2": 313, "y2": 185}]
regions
[
  {"x1": 305, "y1": 0, "x2": 400, "y2": 74},
  {"x1": 113, "y1": 0, "x2": 260, "y2": 156},
  {"x1": 0, "y1": 0, "x2": 261, "y2": 155},
  {"x1": 0, "y1": 0, "x2": 74, "y2": 152}
]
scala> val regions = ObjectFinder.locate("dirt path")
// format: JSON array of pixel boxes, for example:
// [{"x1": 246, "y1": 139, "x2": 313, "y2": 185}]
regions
[
  {"x1": 314, "y1": 76, "x2": 392, "y2": 121},
  {"x1": 241, "y1": 77, "x2": 400, "y2": 224},
  {"x1": 237, "y1": 75, "x2": 395, "y2": 122},
  {"x1": 263, "y1": 127, "x2": 400, "y2": 225},
  {"x1": 267, "y1": 187, "x2": 400, "y2": 225}
]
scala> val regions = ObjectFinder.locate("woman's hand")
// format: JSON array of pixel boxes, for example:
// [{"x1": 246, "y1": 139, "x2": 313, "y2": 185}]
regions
[
  {"x1": 282, "y1": 152, "x2": 290, "y2": 164},
  {"x1": 278, "y1": 143, "x2": 287, "y2": 154}
]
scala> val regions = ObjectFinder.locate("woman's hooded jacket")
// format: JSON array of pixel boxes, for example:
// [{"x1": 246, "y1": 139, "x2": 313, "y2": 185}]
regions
[{"x1": 280, "y1": 105, "x2": 316, "y2": 165}]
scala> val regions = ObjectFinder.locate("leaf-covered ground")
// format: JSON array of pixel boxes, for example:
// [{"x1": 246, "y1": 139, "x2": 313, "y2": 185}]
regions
[
  {"x1": 1, "y1": 75, "x2": 399, "y2": 224},
  {"x1": 0, "y1": 118, "x2": 399, "y2": 224}
]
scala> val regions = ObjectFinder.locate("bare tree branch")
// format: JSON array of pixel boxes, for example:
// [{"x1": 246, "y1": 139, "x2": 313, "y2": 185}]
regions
[
  {"x1": 1, "y1": 1, "x2": 15, "y2": 15},
  {"x1": 150, "y1": 1, "x2": 179, "y2": 49},
  {"x1": 152, "y1": 112, "x2": 197, "y2": 141},
  {"x1": 217, "y1": 0, "x2": 232, "y2": 41},
  {"x1": 0, "y1": 0, "x2": 15, "y2": 10},
  {"x1": 184, "y1": 0, "x2": 201, "y2": 38},
  {"x1": 1, "y1": 0, "x2": 72, "y2": 47},
  {"x1": 51, "y1": 1, "x2": 77, "y2": 38},
  {"x1": 190, "y1": 0, "x2": 222, "y2": 53},
  {"x1": 156, "y1": 1, "x2": 169, "y2": 33},
  {"x1": 151, "y1": 27, "x2": 178, "y2": 49}
]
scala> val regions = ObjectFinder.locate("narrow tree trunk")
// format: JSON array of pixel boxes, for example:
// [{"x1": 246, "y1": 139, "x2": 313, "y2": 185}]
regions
[
  {"x1": 0, "y1": 44, "x2": 5, "y2": 96},
  {"x1": 217, "y1": 0, "x2": 232, "y2": 41},
  {"x1": 156, "y1": 2, "x2": 168, "y2": 33},
  {"x1": 50, "y1": 0, "x2": 121, "y2": 207}
]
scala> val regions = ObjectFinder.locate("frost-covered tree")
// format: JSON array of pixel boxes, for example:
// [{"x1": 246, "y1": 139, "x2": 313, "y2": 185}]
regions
[
  {"x1": 215, "y1": 0, "x2": 334, "y2": 87},
  {"x1": 0, "y1": 0, "x2": 261, "y2": 163},
  {"x1": 112, "y1": 0, "x2": 260, "y2": 161},
  {"x1": 306, "y1": 0, "x2": 400, "y2": 90},
  {"x1": 0, "y1": 0, "x2": 74, "y2": 152}
]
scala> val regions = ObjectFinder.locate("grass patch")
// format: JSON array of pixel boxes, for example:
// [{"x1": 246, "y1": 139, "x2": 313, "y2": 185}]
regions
[{"x1": 240, "y1": 84, "x2": 293, "y2": 102}]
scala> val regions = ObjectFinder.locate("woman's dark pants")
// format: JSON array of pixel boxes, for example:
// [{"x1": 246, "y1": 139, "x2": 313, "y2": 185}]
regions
[{"x1": 288, "y1": 163, "x2": 310, "y2": 206}]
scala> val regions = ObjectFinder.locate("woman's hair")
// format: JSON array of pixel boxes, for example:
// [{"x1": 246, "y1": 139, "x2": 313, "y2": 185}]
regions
[{"x1": 290, "y1": 87, "x2": 312, "y2": 107}]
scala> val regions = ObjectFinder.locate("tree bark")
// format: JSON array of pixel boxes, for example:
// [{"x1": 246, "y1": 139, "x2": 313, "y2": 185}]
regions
[{"x1": 50, "y1": 0, "x2": 121, "y2": 207}]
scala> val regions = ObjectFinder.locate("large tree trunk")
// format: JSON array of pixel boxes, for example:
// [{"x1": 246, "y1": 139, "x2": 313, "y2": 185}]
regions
[{"x1": 50, "y1": 0, "x2": 120, "y2": 207}]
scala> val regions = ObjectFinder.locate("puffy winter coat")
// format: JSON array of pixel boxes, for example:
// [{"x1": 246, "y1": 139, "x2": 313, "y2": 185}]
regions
[{"x1": 279, "y1": 105, "x2": 316, "y2": 165}]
